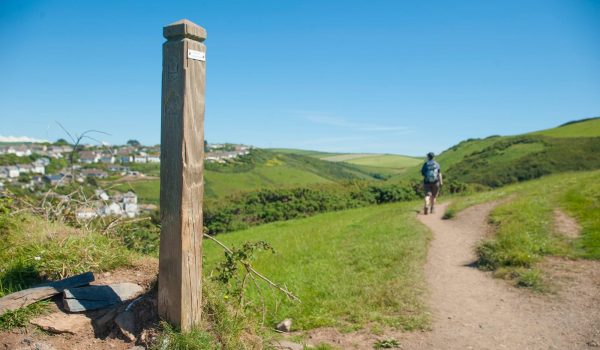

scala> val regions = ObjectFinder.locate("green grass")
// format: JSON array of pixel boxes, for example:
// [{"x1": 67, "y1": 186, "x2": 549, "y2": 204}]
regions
[
  {"x1": 320, "y1": 153, "x2": 380, "y2": 162},
  {"x1": 560, "y1": 182, "x2": 600, "y2": 259},
  {"x1": 0, "y1": 207, "x2": 135, "y2": 330},
  {"x1": 111, "y1": 165, "x2": 337, "y2": 204},
  {"x1": 111, "y1": 149, "x2": 386, "y2": 203},
  {"x1": 205, "y1": 165, "x2": 335, "y2": 198},
  {"x1": 445, "y1": 171, "x2": 600, "y2": 290},
  {"x1": 112, "y1": 179, "x2": 161, "y2": 205},
  {"x1": 128, "y1": 163, "x2": 161, "y2": 176},
  {"x1": 204, "y1": 201, "x2": 431, "y2": 331},
  {"x1": 269, "y1": 150, "x2": 421, "y2": 176},
  {"x1": 397, "y1": 117, "x2": 600, "y2": 186},
  {"x1": 268, "y1": 148, "x2": 343, "y2": 159},
  {"x1": 533, "y1": 117, "x2": 600, "y2": 138},
  {"x1": 152, "y1": 280, "x2": 264, "y2": 350},
  {"x1": 343, "y1": 154, "x2": 422, "y2": 169}
]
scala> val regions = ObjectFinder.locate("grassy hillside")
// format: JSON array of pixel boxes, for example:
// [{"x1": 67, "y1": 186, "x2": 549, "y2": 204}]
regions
[
  {"x1": 533, "y1": 117, "x2": 600, "y2": 138},
  {"x1": 267, "y1": 148, "x2": 342, "y2": 158},
  {"x1": 272, "y1": 149, "x2": 422, "y2": 177},
  {"x1": 112, "y1": 149, "x2": 381, "y2": 203},
  {"x1": 396, "y1": 117, "x2": 600, "y2": 187},
  {"x1": 204, "y1": 201, "x2": 431, "y2": 331}
]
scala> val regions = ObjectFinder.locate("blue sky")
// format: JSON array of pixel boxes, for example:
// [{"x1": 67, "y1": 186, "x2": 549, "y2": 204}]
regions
[{"x1": 0, "y1": 0, "x2": 598, "y2": 156}]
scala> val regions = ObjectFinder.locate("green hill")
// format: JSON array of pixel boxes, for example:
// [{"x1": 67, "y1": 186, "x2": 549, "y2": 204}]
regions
[
  {"x1": 267, "y1": 148, "x2": 343, "y2": 158},
  {"x1": 396, "y1": 117, "x2": 600, "y2": 187},
  {"x1": 271, "y1": 149, "x2": 422, "y2": 176},
  {"x1": 112, "y1": 149, "x2": 382, "y2": 203},
  {"x1": 533, "y1": 117, "x2": 600, "y2": 138}
]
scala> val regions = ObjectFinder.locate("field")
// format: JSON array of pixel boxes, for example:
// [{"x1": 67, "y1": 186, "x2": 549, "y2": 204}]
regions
[
  {"x1": 268, "y1": 148, "x2": 342, "y2": 159},
  {"x1": 343, "y1": 154, "x2": 421, "y2": 169},
  {"x1": 272, "y1": 149, "x2": 423, "y2": 176},
  {"x1": 203, "y1": 201, "x2": 431, "y2": 331}
]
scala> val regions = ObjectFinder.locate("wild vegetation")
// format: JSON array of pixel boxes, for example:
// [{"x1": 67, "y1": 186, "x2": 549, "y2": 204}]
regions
[
  {"x1": 0, "y1": 196, "x2": 134, "y2": 329},
  {"x1": 445, "y1": 170, "x2": 600, "y2": 291},
  {"x1": 203, "y1": 201, "x2": 432, "y2": 331},
  {"x1": 2, "y1": 117, "x2": 600, "y2": 348}
]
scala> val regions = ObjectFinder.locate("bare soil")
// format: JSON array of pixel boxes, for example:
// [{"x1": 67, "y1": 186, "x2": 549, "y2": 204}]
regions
[
  {"x1": 299, "y1": 202, "x2": 600, "y2": 349},
  {"x1": 554, "y1": 208, "x2": 582, "y2": 238}
]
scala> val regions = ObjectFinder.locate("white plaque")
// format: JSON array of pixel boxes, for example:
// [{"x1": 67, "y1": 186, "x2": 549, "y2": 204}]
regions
[{"x1": 187, "y1": 49, "x2": 206, "y2": 62}]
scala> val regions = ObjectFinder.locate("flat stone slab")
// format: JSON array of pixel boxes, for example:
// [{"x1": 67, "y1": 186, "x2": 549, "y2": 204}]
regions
[
  {"x1": 30, "y1": 312, "x2": 92, "y2": 334},
  {"x1": 0, "y1": 272, "x2": 94, "y2": 315},
  {"x1": 63, "y1": 283, "x2": 143, "y2": 312}
]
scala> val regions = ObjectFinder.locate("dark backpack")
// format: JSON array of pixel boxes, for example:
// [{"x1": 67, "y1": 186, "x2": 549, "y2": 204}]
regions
[{"x1": 424, "y1": 161, "x2": 439, "y2": 184}]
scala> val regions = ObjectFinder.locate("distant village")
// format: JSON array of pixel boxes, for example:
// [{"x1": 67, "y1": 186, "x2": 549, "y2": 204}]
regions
[{"x1": 0, "y1": 141, "x2": 251, "y2": 220}]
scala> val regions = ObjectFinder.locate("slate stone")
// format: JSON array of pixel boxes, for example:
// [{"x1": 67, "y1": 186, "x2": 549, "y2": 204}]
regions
[{"x1": 63, "y1": 283, "x2": 143, "y2": 312}]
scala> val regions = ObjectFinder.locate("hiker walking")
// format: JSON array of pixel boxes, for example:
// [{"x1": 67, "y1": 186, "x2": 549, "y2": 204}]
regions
[{"x1": 421, "y1": 152, "x2": 442, "y2": 215}]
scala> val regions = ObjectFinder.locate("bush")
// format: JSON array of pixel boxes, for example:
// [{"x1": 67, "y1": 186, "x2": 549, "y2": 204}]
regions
[{"x1": 204, "y1": 181, "x2": 422, "y2": 235}]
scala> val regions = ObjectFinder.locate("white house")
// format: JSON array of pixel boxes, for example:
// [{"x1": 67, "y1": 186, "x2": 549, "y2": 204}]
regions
[
  {"x1": 31, "y1": 163, "x2": 45, "y2": 174},
  {"x1": 35, "y1": 158, "x2": 51, "y2": 166},
  {"x1": 95, "y1": 189, "x2": 110, "y2": 201},
  {"x1": 79, "y1": 151, "x2": 100, "y2": 164},
  {"x1": 99, "y1": 153, "x2": 115, "y2": 164},
  {"x1": 146, "y1": 154, "x2": 160, "y2": 163},
  {"x1": 122, "y1": 191, "x2": 138, "y2": 218},
  {"x1": 100, "y1": 202, "x2": 123, "y2": 216},
  {"x1": 1, "y1": 166, "x2": 20, "y2": 178},
  {"x1": 12, "y1": 145, "x2": 32, "y2": 157},
  {"x1": 134, "y1": 153, "x2": 148, "y2": 163},
  {"x1": 76, "y1": 208, "x2": 98, "y2": 221}
]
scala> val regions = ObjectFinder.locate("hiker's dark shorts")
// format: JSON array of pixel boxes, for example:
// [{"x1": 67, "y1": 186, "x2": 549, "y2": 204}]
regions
[{"x1": 424, "y1": 182, "x2": 440, "y2": 197}]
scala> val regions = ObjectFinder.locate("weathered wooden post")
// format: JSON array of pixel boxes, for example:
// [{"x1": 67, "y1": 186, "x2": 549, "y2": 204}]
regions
[{"x1": 158, "y1": 19, "x2": 206, "y2": 331}]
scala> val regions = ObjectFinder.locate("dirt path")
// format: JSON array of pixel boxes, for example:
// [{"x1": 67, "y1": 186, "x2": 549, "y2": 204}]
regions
[{"x1": 404, "y1": 202, "x2": 600, "y2": 350}]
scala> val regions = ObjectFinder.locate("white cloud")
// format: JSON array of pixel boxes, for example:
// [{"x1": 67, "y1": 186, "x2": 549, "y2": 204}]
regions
[{"x1": 0, "y1": 135, "x2": 49, "y2": 143}]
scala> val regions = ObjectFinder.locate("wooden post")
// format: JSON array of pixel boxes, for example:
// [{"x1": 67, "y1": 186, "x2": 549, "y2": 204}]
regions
[{"x1": 158, "y1": 19, "x2": 206, "y2": 331}]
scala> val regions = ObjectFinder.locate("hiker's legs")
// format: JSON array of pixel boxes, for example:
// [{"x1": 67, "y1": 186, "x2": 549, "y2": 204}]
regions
[
  {"x1": 423, "y1": 183, "x2": 433, "y2": 214},
  {"x1": 430, "y1": 183, "x2": 440, "y2": 213}
]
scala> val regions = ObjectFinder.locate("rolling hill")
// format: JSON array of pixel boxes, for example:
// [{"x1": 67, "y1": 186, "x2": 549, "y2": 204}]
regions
[
  {"x1": 111, "y1": 149, "x2": 383, "y2": 203},
  {"x1": 395, "y1": 117, "x2": 600, "y2": 187},
  {"x1": 532, "y1": 116, "x2": 600, "y2": 138},
  {"x1": 270, "y1": 148, "x2": 422, "y2": 176}
]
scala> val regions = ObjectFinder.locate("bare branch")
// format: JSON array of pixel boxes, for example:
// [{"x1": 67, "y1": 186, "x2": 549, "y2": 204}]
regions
[{"x1": 203, "y1": 233, "x2": 301, "y2": 302}]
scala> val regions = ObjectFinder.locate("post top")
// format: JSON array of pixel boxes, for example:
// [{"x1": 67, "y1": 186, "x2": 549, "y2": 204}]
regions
[{"x1": 164, "y1": 19, "x2": 207, "y2": 42}]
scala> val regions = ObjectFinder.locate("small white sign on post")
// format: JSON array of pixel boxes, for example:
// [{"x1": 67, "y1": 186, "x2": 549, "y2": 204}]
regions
[{"x1": 188, "y1": 49, "x2": 206, "y2": 62}]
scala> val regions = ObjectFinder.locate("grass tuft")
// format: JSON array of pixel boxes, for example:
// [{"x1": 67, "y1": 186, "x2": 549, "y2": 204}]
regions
[
  {"x1": 0, "y1": 301, "x2": 49, "y2": 331},
  {"x1": 152, "y1": 322, "x2": 218, "y2": 350}
]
